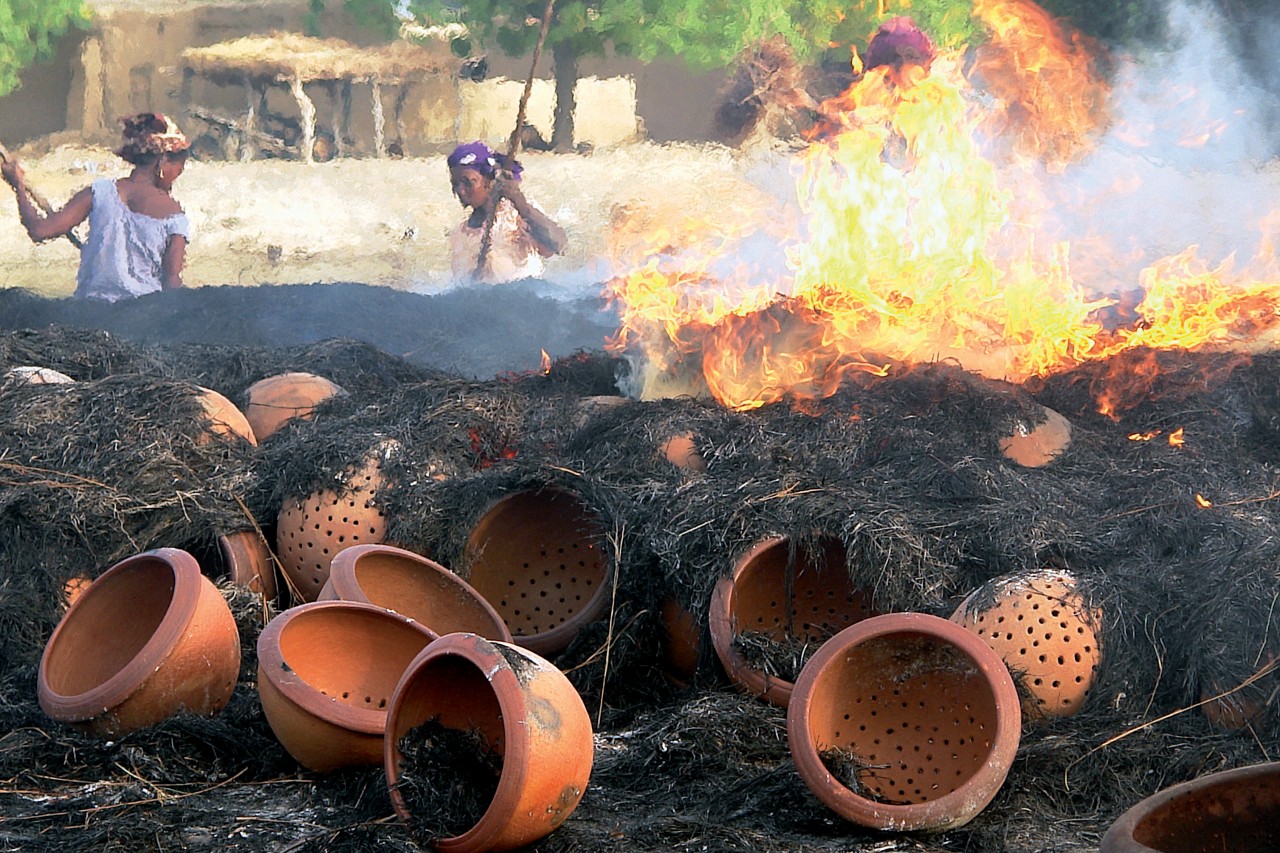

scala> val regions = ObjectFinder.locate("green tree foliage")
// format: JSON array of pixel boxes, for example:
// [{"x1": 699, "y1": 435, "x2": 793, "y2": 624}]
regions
[{"x1": 0, "y1": 0, "x2": 90, "y2": 99}]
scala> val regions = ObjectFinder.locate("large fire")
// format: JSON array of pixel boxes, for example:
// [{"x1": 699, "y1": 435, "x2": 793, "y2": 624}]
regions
[{"x1": 604, "y1": 0, "x2": 1280, "y2": 413}]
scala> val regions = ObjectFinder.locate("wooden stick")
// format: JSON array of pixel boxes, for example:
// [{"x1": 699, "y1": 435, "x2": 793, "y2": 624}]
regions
[
  {"x1": 0, "y1": 142, "x2": 85, "y2": 250},
  {"x1": 473, "y1": 0, "x2": 556, "y2": 280}
]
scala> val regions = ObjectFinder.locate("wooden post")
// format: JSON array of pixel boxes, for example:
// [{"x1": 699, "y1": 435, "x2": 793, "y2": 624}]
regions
[{"x1": 371, "y1": 80, "x2": 386, "y2": 158}]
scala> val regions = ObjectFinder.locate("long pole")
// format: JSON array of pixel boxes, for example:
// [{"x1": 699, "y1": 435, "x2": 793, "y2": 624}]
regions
[
  {"x1": 0, "y1": 142, "x2": 84, "y2": 251},
  {"x1": 472, "y1": 0, "x2": 556, "y2": 280}
]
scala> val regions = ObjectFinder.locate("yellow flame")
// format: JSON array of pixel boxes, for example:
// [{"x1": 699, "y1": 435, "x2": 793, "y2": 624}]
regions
[
  {"x1": 1196, "y1": 493, "x2": 1213, "y2": 508},
  {"x1": 1168, "y1": 427, "x2": 1184, "y2": 447}
]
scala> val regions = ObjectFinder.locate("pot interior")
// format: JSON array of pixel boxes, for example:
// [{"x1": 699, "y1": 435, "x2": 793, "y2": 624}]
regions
[{"x1": 1129, "y1": 769, "x2": 1280, "y2": 853}]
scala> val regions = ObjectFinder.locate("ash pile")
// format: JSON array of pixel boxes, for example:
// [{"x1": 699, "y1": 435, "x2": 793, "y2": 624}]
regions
[{"x1": 3, "y1": 319, "x2": 1280, "y2": 853}]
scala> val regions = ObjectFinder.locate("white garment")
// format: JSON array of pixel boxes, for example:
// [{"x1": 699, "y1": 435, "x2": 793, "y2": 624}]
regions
[
  {"x1": 75, "y1": 178, "x2": 190, "y2": 302},
  {"x1": 448, "y1": 197, "x2": 545, "y2": 284}
]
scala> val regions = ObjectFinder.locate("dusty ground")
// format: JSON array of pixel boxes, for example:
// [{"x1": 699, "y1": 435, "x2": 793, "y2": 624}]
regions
[{"x1": 0, "y1": 139, "x2": 780, "y2": 297}]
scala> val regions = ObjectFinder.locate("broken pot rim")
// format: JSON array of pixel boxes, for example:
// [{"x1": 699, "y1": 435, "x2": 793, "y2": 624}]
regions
[
  {"x1": 38, "y1": 547, "x2": 207, "y2": 722},
  {"x1": 786, "y1": 611, "x2": 1022, "y2": 831},
  {"x1": 256, "y1": 600, "x2": 439, "y2": 735},
  {"x1": 327, "y1": 543, "x2": 513, "y2": 643},
  {"x1": 1100, "y1": 761, "x2": 1280, "y2": 853},
  {"x1": 384, "y1": 632, "x2": 547, "y2": 850}
]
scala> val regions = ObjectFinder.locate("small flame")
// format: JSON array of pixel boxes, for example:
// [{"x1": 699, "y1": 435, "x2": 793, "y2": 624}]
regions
[
  {"x1": 1195, "y1": 493, "x2": 1212, "y2": 508},
  {"x1": 1168, "y1": 427, "x2": 1185, "y2": 447},
  {"x1": 1128, "y1": 430, "x2": 1160, "y2": 442},
  {"x1": 540, "y1": 349, "x2": 552, "y2": 375}
]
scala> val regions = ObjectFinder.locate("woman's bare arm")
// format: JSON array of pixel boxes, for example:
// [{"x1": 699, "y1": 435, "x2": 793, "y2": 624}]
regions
[
  {"x1": 502, "y1": 181, "x2": 567, "y2": 257},
  {"x1": 2, "y1": 161, "x2": 93, "y2": 243},
  {"x1": 161, "y1": 234, "x2": 187, "y2": 289}
]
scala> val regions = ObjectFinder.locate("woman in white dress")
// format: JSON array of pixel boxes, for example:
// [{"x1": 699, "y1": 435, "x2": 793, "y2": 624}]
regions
[
  {"x1": 2, "y1": 112, "x2": 191, "y2": 302},
  {"x1": 446, "y1": 141, "x2": 567, "y2": 284}
]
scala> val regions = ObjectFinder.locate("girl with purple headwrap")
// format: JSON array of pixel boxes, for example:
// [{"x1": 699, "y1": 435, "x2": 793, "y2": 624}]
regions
[{"x1": 446, "y1": 140, "x2": 567, "y2": 284}]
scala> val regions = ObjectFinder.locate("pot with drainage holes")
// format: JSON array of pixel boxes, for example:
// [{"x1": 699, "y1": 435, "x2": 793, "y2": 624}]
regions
[
  {"x1": 256, "y1": 600, "x2": 438, "y2": 772},
  {"x1": 461, "y1": 488, "x2": 610, "y2": 656},
  {"x1": 787, "y1": 612, "x2": 1021, "y2": 833},
  {"x1": 949, "y1": 568, "x2": 1102, "y2": 721},
  {"x1": 709, "y1": 535, "x2": 877, "y2": 708},
  {"x1": 1100, "y1": 762, "x2": 1280, "y2": 853},
  {"x1": 319, "y1": 543, "x2": 512, "y2": 642}
]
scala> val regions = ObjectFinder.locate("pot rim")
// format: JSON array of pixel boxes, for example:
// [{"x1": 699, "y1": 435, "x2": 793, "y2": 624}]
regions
[
  {"x1": 257, "y1": 600, "x2": 438, "y2": 735},
  {"x1": 1100, "y1": 761, "x2": 1280, "y2": 853},
  {"x1": 38, "y1": 548, "x2": 206, "y2": 722},
  {"x1": 787, "y1": 611, "x2": 1022, "y2": 831},
  {"x1": 218, "y1": 529, "x2": 278, "y2": 601},
  {"x1": 328, "y1": 543, "x2": 513, "y2": 643},
  {"x1": 384, "y1": 632, "x2": 535, "y2": 850}
]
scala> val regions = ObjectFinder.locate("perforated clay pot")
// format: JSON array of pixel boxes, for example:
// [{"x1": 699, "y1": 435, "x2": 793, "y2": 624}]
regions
[
  {"x1": 276, "y1": 451, "x2": 388, "y2": 603},
  {"x1": 319, "y1": 543, "x2": 511, "y2": 642},
  {"x1": 243, "y1": 371, "x2": 347, "y2": 441},
  {"x1": 385, "y1": 633, "x2": 594, "y2": 853},
  {"x1": 256, "y1": 600, "x2": 438, "y2": 772},
  {"x1": 462, "y1": 488, "x2": 610, "y2": 656},
  {"x1": 787, "y1": 612, "x2": 1021, "y2": 832},
  {"x1": 1100, "y1": 762, "x2": 1280, "y2": 853},
  {"x1": 950, "y1": 568, "x2": 1102, "y2": 720},
  {"x1": 38, "y1": 548, "x2": 241, "y2": 737},
  {"x1": 710, "y1": 535, "x2": 877, "y2": 707}
]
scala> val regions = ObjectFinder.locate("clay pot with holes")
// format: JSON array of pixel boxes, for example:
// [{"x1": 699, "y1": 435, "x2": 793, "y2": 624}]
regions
[
  {"x1": 38, "y1": 548, "x2": 241, "y2": 737},
  {"x1": 217, "y1": 529, "x2": 278, "y2": 601},
  {"x1": 276, "y1": 453, "x2": 388, "y2": 603},
  {"x1": 194, "y1": 387, "x2": 257, "y2": 445},
  {"x1": 462, "y1": 488, "x2": 610, "y2": 656},
  {"x1": 1100, "y1": 762, "x2": 1280, "y2": 853},
  {"x1": 256, "y1": 600, "x2": 437, "y2": 772},
  {"x1": 385, "y1": 632, "x2": 594, "y2": 852},
  {"x1": 787, "y1": 612, "x2": 1021, "y2": 832},
  {"x1": 319, "y1": 543, "x2": 511, "y2": 642},
  {"x1": 709, "y1": 535, "x2": 877, "y2": 707},
  {"x1": 243, "y1": 371, "x2": 347, "y2": 441},
  {"x1": 949, "y1": 568, "x2": 1102, "y2": 720}
]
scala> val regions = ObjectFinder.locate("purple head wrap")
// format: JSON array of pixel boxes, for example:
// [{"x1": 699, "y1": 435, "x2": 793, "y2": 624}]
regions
[
  {"x1": 864, "y1": 16, "x2": 936, "y2": 72},
  {"x1": 446, "y1": 141, "x2": 523, "y2": 181}
]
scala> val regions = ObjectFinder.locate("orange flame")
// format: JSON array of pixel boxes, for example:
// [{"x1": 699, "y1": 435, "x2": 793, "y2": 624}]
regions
[
  {"x1": 605, "y1": 0, "x2": 1280, "y2": 415},
  {"x1": 1168, "y1": 428, "x2": 1184, "y2": 447},
  {"x1": 540, "y1": 349, "x2": 552, "y2": 375}
]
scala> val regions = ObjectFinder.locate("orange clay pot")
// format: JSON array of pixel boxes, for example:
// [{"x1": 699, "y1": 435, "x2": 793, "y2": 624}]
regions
[
  {"x1": 194, "y1": 386, "x2": 257, "y2": 445},
  {"x1": 385, "y1": 633, "x2": 594, "y2": 852},
  {"x1": 462, "y1": 488, "x2": 610, "y2": 656},
  {"x1": 949, "y1": 568, "x2": 1102, "y2": 720},
  {"x1": 659, "y1": 596, "x2": 702, "y2": 686},
  {"x1": 38, "y1": 548, "x2": 241, "y2": 737},
  {"x1": 276, "y1": 452, "x2": 387, "y2": 603},
  {"x1": 1100, "y1": 762, "x2": 1280, "y2": 853},
  {"x1": 998, "y1": 405, "x2": 1072, "y2": 467},
  {"x1": 319, "y1": 543, "x2": 511, "y2": 642},
  {"x1": 709, "y1": 535, "x2": 877, "y2": 707},
  {"x1": 217, "y1": 529, "x2": 279, "y2": 601},
  {"x1": 256, "y1": 600, "x2": 437, "y2": 772},
  {"x1": 787, "y1": 612, "x2": 1021, "y2": 833},
  {"x1": 243, "y1": 371, "x2": 347, "y2": 441}
]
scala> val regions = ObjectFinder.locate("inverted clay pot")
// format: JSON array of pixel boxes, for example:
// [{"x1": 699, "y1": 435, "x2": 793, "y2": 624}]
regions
[
  {"x1": 710, "y1": 535, "x2": 877, "y2": 707},
  {"x1": 949, "y1": 568, "x2": 1102, "y2": 720},
  {"x1": 462, "y1": 488, "x2": 610, "y2": 656},
  {"x1": 217, "y1": 529, "x2": 279, "y2": 601},
  {"x1": 787, "y1": 612, "x2": 1022, "y2": 833},
  {"x1": 385, "y1": 632, "x2": 594, "y2": 853},
  {"x1": 1100, "y1": 762, "x2": 1280, "y2": 853},
  {"x1": 319, "y1": 543, "x2": 512, "y2": 642},
  {"x1": 194, "y1": 386, "x2": 257, "y2": 445},
  {"x1": 243, "y1": 371, "x2": 347, "y2": 441},
  {"x1": 256, "y1": 600, "x2": 438, "y2": 772},
  {"x1": 276, "y1": 452, "x2": 388, "y2": 603},
  {"x1": 998, "y1": 405, "x2": 1072, "y2": 467},
  {"x1": 38, "y1": 547, "x2": 241, "y2": 737}
]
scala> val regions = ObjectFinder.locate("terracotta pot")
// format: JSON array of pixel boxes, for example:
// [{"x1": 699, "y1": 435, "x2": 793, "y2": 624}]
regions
[
  {"x1": 256, "y1": 600, "x2": 437, "y2": 772},
  {"x1": 276, "y1": 452, "x2": 388, "y2": 603},
  {"x1": 385, "y1": 633, "x2": 594, "y2": 852},
  {"x1": 787, "y1": 612, "x2": 1021, "y2": 832},
  {"x1": 659, "y1": 596, "x2": 702, "y2": 686},
  {"x1": 38, "y1": 548, "x2": 241, "y2": 737},
  {"x1": 998, "y1": 405, "x2": 1072, "y2": 467},
  {"x1": 243, "y1": 371, "x2": 347, "y2": 441},
  {"x1": 319, "y1": 543, "x2": 511, "y2": 642},
  {"x1": 462, "y1": 488, "x2": 610, "y2": 656},
  {"x1": 194, "y1": 386, "x2": 257, "y2": 445},
  {"x1": 1100, "y1": 762, "x2": 1280, "y2": 853},
  {"x1": 659, "y1": 431, "x2": 706, "y2": 472},
  {"x1": 217, "y1": 529, "x2": 279, "y2": 601},
  {"x1": 949, "y1": 568, "x2": 1102, "y2": 720},
  {"x1": 709, "y1": 535, "x2": 876, "y2": 707}
]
